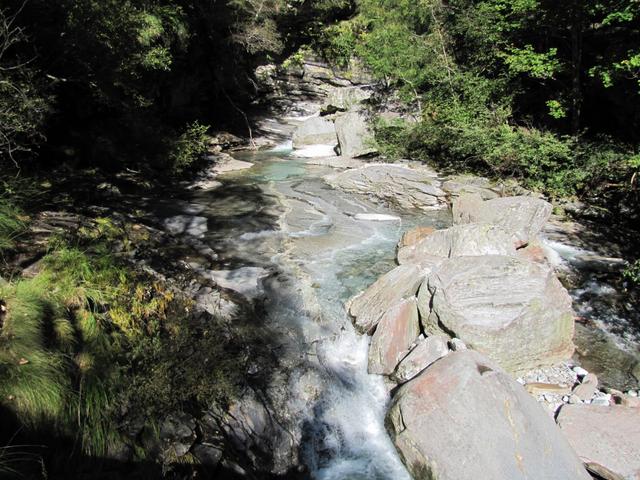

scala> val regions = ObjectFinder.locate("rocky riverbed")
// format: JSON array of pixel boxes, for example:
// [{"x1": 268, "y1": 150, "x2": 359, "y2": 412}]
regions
[{"x1": 113, "y1": 60, "x2": 639, "y2": 479}]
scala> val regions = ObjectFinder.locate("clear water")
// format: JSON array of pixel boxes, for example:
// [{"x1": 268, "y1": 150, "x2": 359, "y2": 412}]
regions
[{"x1": 186, "y1": 148, "x2": 450, "y2": 478}]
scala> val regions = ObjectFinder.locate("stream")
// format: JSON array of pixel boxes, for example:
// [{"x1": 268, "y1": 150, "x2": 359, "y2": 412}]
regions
[
  {"x1": 192, "y1": 147, "x2": 452, "y2": 478},
  {"x1": 155, "y1": 135, "x2": 639, "y2": 478}
]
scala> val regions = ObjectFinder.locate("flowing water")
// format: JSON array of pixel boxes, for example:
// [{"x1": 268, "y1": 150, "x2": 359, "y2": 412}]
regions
[{"x1": 176, "y1": 146, "x2": 448, "y2": 478}]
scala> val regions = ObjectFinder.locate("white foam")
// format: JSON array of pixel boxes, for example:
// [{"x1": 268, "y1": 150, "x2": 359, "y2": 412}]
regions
[
  {"x1": 354, "y1": 213, "x2": 402, "y2": 222},
  {"x1": 270, "y1": 140, "x2": 293, "y2": 153},
  {"x1": 293, "y1": 144, "x2": 337, "y2": 158}
]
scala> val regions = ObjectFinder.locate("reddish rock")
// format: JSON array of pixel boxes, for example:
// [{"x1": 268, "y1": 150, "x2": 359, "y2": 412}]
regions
[
  {"x1": 368, "y1": 298, "x2": 420, "y2": 375},
  {"x1": 398, "y1": 226, "x2": 436, "y2": 248},
  {"x1": 349, "y1": 264, "x2": 428, "y2": 334},
  {"x1": 387, "y1": 350, "x2": 590, "y2": 480},
  {"x1": 392, "y1": 334, "x2": 449, "y2": 383}
]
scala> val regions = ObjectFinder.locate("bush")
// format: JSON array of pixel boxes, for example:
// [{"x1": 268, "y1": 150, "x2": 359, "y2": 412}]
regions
[{"x1": 167, "y1": 121, "x2": 210, "y2": 175}]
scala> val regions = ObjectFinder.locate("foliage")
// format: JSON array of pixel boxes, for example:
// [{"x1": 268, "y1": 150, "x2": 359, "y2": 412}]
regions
[
  {"x1": 166, "y1": 121, "x2": 210, "y2": 175},
  {"x1": 323, "y1": 0, "x2": 640, "y2": 205},
  {"x1": 0, "y1": 5, "x2": 50, "y2": 168},
  {"x1": 623, "y1": 259, "x2": 640, "y2": 287}
]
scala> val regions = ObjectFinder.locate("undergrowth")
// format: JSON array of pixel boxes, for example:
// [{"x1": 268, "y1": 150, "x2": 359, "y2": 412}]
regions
[{"x1": 0, "y1": 212, "x2": 252, "y2": 470}]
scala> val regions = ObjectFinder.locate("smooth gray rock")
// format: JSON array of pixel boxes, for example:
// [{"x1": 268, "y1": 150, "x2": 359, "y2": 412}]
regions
[
  {"x1": 349, "y1": 264, "x2": 427, "y2": 334},
  {"x1": 325, "y1": 164, "x2": 446, "y2": 211},
  {"x1": 557, "y1": 404, "x2": 640, "y2": 480},
  {"x1": 452, "y1": 194, "x2": 552, "y2": 247},
  {"x1": 303, "y1": 156, "x2": 365, "y2": 169},
  {"x1": 334, "y1": 111, "x2": 377, "y2": 157},
  {"x1": 397, "y1": 223, "x2": 516, "y2": 265},
  {"x1": 387, "y1": 350, "x2": 591, "y2": 480},
  {"x1": 292, "y1": 116, "x2": 337, "y2": 148},
  {"x1": 421, "y1": 255, "x2": 575, "y2": 373},
  {"x1": 393, "y1": 335, "x2": 449, "y2": 383},
  {"x1": 368, "y1": 298, "x2": 420, "y2": 375}
]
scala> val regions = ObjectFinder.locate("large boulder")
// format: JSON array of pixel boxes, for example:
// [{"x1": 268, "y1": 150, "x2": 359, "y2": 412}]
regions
[
  {"x1": 556, "y1": 404, "x2": 640, "y2": 480},
  {"x1": 368, "y1": 298, "x2": 421, "y2": 375},
  {"x1": 386, "y1": 350, "x2": 591, "y2": 480},
  {"x1": 420, "y1": 255, "x2": 575, "y2": 373},
  {"x1": 349, "y1": 264, "x2": 426, "y2": 334},
  {"x1": 397, "y1": 223, "x2": 516, "y2": 265},
  {"x1": 292, "y1": 116, "x2": 337, "y2": 148},
  {"x1": 452, "y1": 194, "x2": 552, "y2": 247},
  {"x1": 323, "y1": 86, "x2": 372, "y2": 113},
  {"x1": 334, "y1": 111, "x2": 377, "y2": 158},
  {"x1": 325, "y1": 164, "x2": 446, "y2": 211}
]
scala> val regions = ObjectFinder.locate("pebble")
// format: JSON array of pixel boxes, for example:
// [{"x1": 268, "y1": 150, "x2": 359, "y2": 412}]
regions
[
  {"x1": 572, "y1": 366, "x2": 588, "y2": 377},
  {"x1": 449, "y1": 338, "x2": 467, "y2": 351},
  {"x1": 627, "y1": 390, "x2": 638, "y2": 397}
]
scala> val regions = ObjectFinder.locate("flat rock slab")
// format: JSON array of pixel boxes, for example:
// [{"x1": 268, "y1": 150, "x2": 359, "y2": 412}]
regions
[
  {"x1": 397, "y1": 223, "x2": 516, "y2": 265},
  {"x1": 387, "y1": 350, "x2": 591, "y2": 480},
  {"x1": 303, "y1": 156, "x2": 365, "y2": 169},
  {"x1": 441, "y1": 175, "x2": 500, "y2": 200},
  {"x1": 211, "y1": 154, "x2": 255, "y2": 175},
  {"x1": 325, "y1": 164, "x2": 446, "y2": 211},
  {"x1": 421, "y1": 255, "x2": 575, "y2": 373},
  {"x1": 453, "y1": 194, "x2": 552, "y2": 247},
  {"x1": 368, "y1": 298, "x2": 420, "y2": 375},
  {"x1": 349, "y1": 264, "x2": 426, "y2": 334},
  {"x1": 557, "y1": 404, "x2": 640, "y2": 480}
]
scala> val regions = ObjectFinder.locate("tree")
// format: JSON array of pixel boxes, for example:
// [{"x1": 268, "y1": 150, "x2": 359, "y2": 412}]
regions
[{"x1": 0, "y1": 1, "x2": 49, "y2": 169}]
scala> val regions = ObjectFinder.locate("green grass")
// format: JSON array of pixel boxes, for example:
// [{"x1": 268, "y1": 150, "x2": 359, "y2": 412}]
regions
[
  {"x1": 0, "y1": 276, "x2": 69, "y2": 427},
  {"x1": 0, "y1": 216, "x2": 257, "y2": 473},
  {"x1": 0, "y1": 199, "x2": 25, "y2": 252}
]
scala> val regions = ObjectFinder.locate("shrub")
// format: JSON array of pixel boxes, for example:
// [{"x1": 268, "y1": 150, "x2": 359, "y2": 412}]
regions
[{"x1": 167, "y1": 122, "x2": 210, "y2": 175}]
